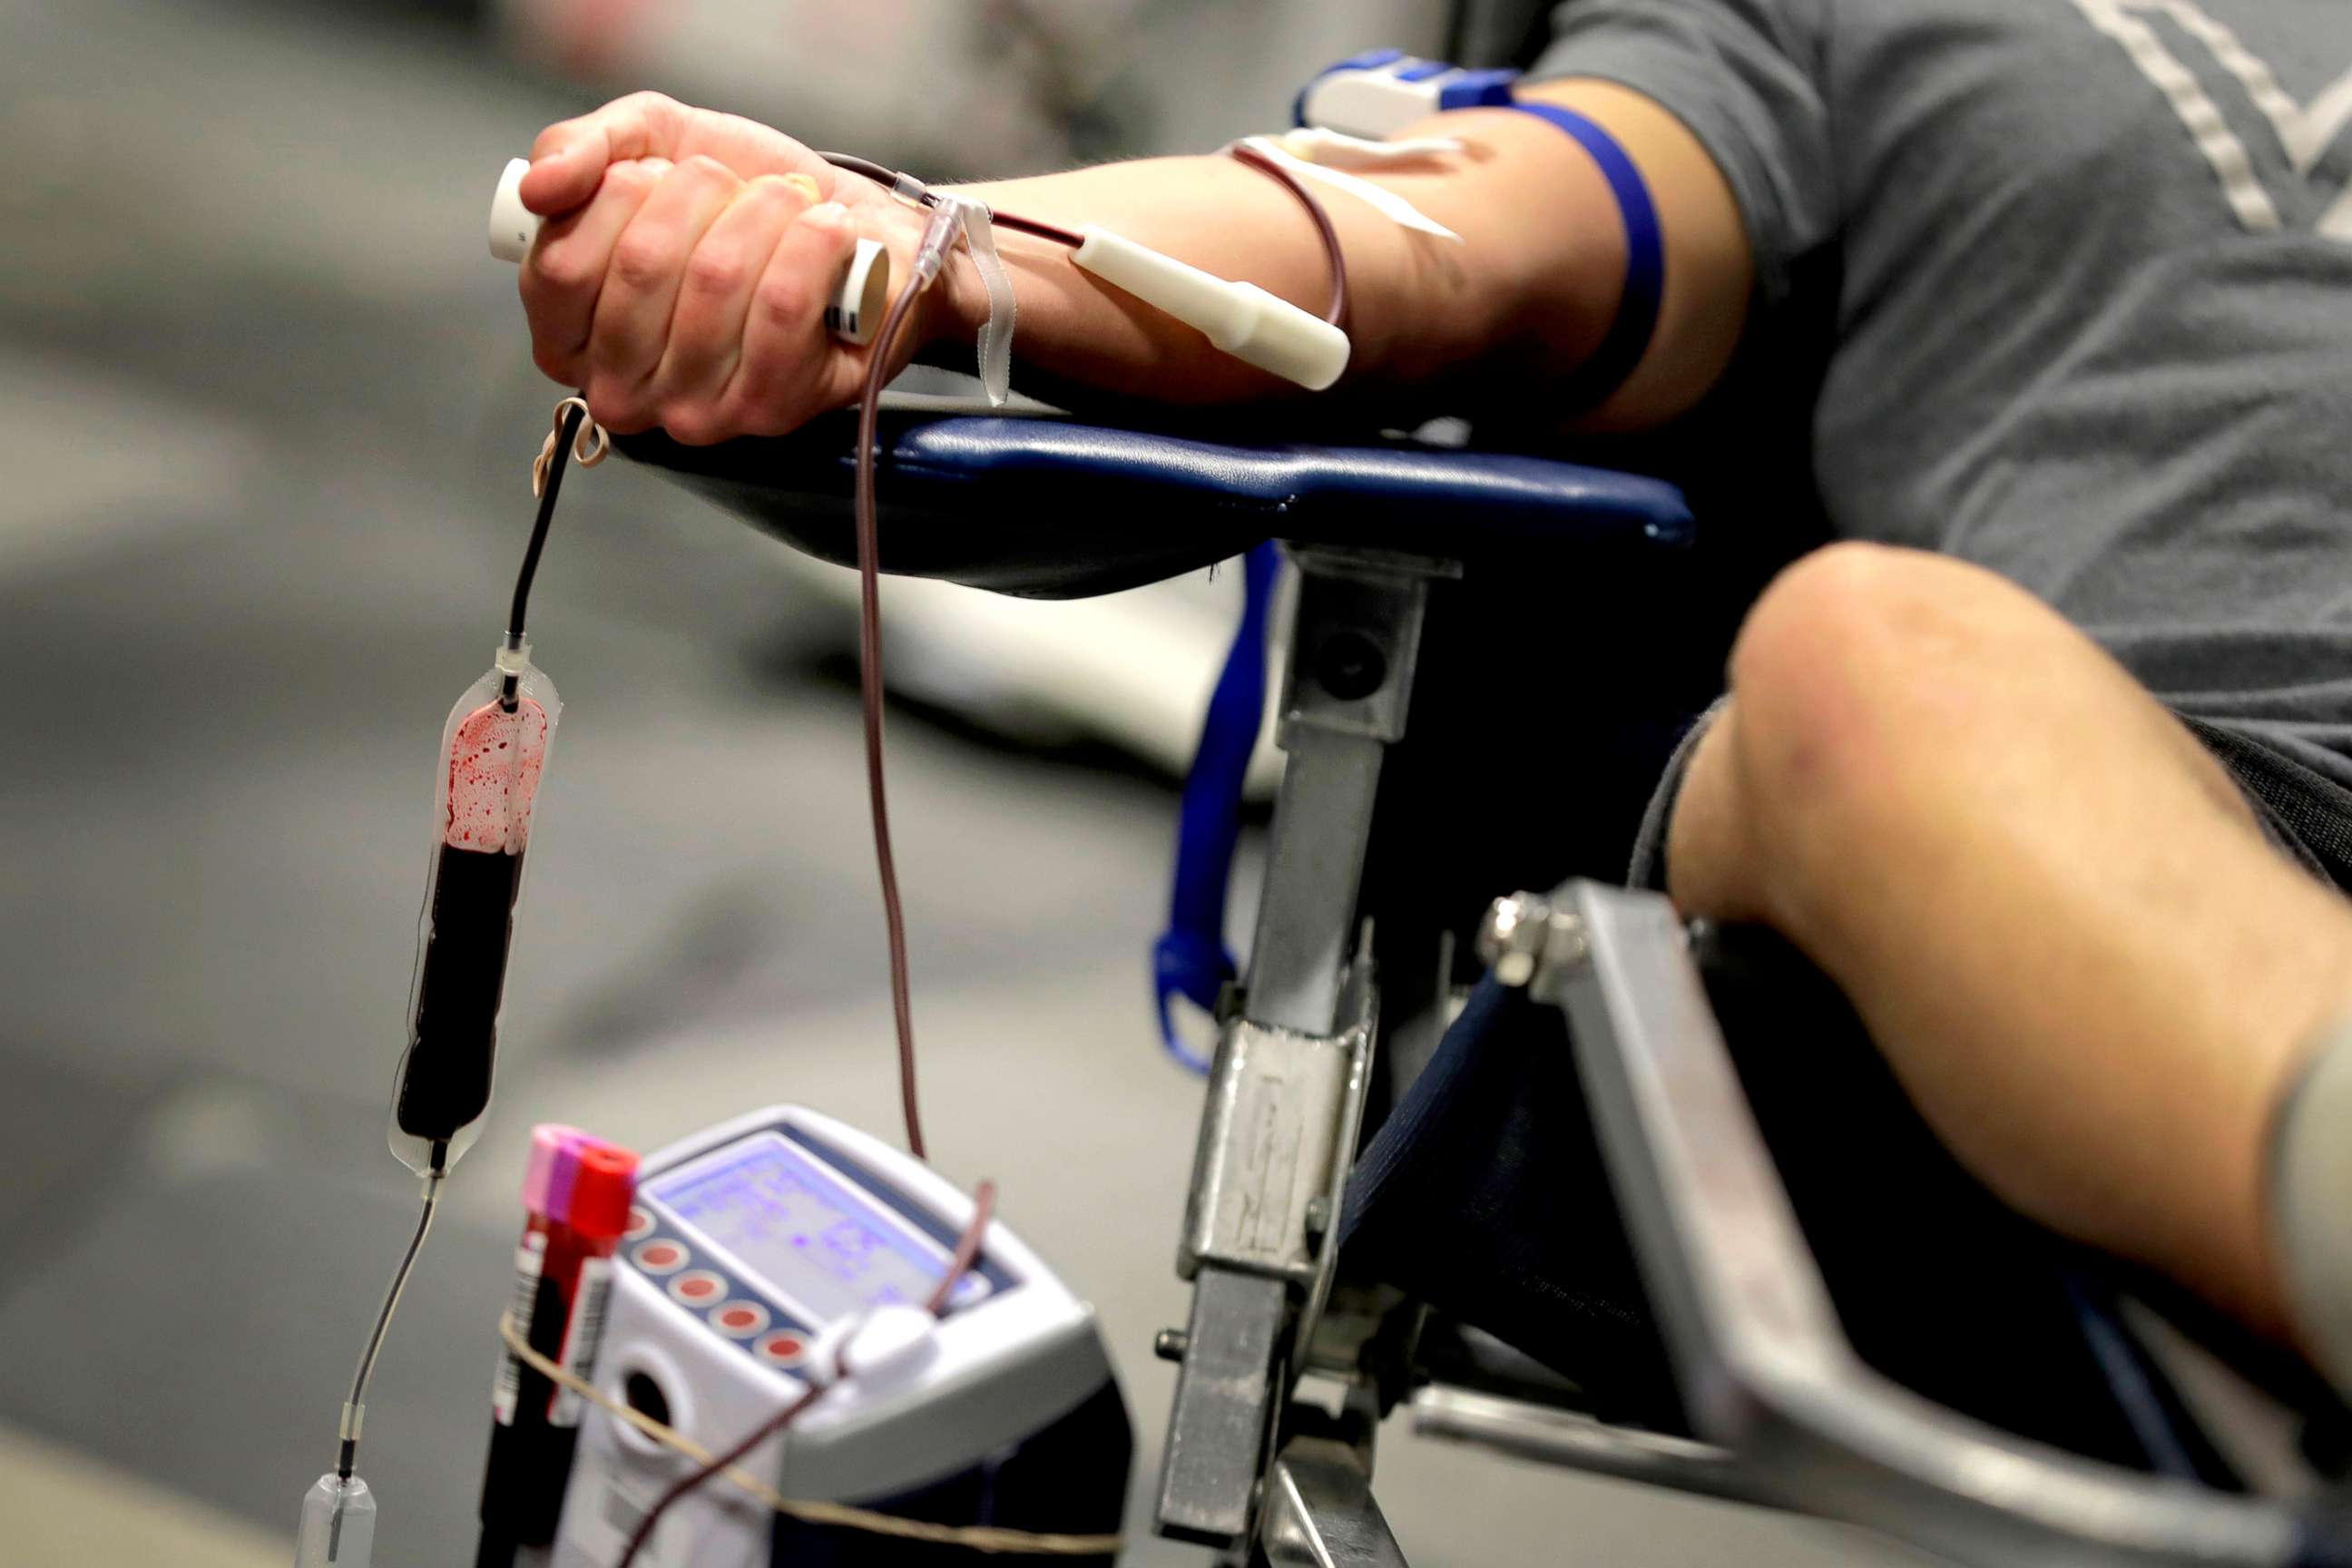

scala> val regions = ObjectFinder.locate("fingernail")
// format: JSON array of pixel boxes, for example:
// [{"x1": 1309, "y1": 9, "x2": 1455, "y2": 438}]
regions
[{"x1": 806, "y1": 201, "x2": 848, "y2": 226}]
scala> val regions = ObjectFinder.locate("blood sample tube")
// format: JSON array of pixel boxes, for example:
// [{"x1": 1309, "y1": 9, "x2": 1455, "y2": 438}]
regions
[{"x1": 477, "y1": 1130, "x2": 638, "y2": 1564}]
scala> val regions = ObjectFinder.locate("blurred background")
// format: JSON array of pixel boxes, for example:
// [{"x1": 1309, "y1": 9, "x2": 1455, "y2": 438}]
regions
[{"x1": 0, "y1": 0, "x2": 1906, "y2": 1562}]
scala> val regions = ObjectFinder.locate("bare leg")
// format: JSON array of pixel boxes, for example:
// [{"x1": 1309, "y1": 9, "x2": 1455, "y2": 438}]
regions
[{"x1": 1667, "y1": 542, "x2": 2352, "y2": 1341}]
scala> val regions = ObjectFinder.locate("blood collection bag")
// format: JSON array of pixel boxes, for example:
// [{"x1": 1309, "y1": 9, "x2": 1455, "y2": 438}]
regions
[{"x1": 389, "y1": 641, "x2": 561, "y2": 1176}]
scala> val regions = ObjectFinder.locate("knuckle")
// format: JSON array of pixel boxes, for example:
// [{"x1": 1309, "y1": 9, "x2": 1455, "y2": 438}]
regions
[
  {"x1": 584, "y1": 382, "x2": 650, "y2": 435},
  {"x1": 622, "y1": 90, "x2": 681, "y2": 136},
  {"x1": 605, "y1": 159, "x2": 662, "y2": 198},
  {"x1": 683, "y1": 244, "x2": 746, "y2": 299},
  {"x1": 528, "y1": 243, "x2": 597, "y2": 295},
  {"x1": 529, "y1": 118, "x2": 577, "y2": 160},
  {"x1": 608, "y1": 230, "x2": 674, "y2": 293},
  {"x1": 658, "y1": 403, "x2": 726, "y2": 446},
  {"x1": 752, "y1": 270, "x2": 812, "y2": 330},
  {"x1": 530, "y1": 339, "x2": 579, "y2": 385}
]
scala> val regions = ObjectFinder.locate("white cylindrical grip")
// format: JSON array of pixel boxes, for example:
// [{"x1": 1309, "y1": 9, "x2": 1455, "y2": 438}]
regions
[
  {"x1": 1218, "y1": 281, "x2": 1351, "y2": 391},
  {"x1": 485, "y1": 160, "x2": 890, "y2": 347},
  {"x1": 1071, "y1": 225, "x2": 1349, "y2": 390},
  {"x1": 827, "y1": 238, "x2": 891, "y2": 347},
  {"x1": 489, "y1": 157, "x2": 538, "y2": 262}
]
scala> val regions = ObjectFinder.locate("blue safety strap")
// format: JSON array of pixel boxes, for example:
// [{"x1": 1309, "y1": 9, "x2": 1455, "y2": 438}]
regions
[
  {"x1": 1291, "y1": 55, "x2": 1665, "y2": 411},
  {"x1": 1506, "y1": 101, "x2": 1666, "y2": 412},
  {"x1": 1439, "y1": 68, "x2": 1520, "y2": 112},
  {"x1": 1153, "y1": 542, "x2": 1280, "y2": 1073}
]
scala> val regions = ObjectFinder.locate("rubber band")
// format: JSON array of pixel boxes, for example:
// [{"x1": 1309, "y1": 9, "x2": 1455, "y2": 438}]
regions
[
  {"x1": 531, "y1": 397, "x2": 609, "y2": 498},
  {"x1": 493, "y1": 1312, "x2": 1122, "y2": 1555},
  {"x1": 1507, "y1": 103, "x2": 1665, "y2": 412}
]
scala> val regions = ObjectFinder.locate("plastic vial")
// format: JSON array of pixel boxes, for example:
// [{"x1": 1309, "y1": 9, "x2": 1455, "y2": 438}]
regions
[{"x1": 294, "y1": 1473, "x2": 377, "y2": 1566}]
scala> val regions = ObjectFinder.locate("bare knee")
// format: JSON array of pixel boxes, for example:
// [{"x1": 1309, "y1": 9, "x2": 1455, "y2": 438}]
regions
[
  {"x1": 1671, "y1": 544, "x2": 2083, "y2": 924},
  {"x1": 1667, "y1": 540, "x2": 2253, "y2": 930},
  {"x1": 1728, "y1": 543, "x2": 2016, "y2": 779}
]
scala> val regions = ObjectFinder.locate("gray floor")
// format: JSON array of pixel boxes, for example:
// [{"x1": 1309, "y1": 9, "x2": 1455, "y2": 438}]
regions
[{"x1": 0, "y1": 2, "x2": 1920, "y2": 1563}]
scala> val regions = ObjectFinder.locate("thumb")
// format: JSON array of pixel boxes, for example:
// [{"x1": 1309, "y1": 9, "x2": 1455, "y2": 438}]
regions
[{"x1": 521, "y1": 91, "x2": 685, "y2": 216}]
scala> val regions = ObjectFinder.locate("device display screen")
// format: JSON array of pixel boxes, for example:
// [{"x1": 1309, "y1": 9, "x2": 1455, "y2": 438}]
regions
[{"x1": 648, "y1": 1132, "x2": 979, "y2": 1324}]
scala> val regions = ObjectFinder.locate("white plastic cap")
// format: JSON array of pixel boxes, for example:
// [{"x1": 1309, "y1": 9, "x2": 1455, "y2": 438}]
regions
[
  {"x1": 1071, "y1": 225, "x2": 1349, "y2": 390},
  {"x1": 489, "y1": 157, "x2": 538, "y2": 263}
]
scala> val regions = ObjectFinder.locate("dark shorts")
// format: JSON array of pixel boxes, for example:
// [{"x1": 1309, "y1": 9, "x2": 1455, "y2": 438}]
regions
[
  {"x1": 2180, "y1": 718, "x2": 2352, "y2": 891},
  {"x1": 1627, "y1": 701, "x2": 2352, "y2": 895}
]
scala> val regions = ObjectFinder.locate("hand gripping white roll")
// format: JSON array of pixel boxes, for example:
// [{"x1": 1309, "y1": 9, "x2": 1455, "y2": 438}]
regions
[
  {"x1": 487, "y1": 158, "x2": 891, "y2": 346},
  {"x1": 1070, "y1": 225, "x2": 1351, "y2": 390}
]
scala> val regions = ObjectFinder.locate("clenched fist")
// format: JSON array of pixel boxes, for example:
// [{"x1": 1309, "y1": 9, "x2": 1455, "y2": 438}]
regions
[{"x1": 515, "y1": 93, "x2": 946, "y2": 445}]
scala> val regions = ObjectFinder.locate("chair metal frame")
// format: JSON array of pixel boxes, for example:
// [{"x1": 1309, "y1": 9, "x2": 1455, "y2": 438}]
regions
[{"x1": 1152, "y1": 539, "x2": 2322, "y2": 1568}]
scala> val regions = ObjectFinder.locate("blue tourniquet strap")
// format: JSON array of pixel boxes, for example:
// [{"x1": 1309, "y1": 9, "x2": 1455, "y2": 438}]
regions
[
  {"x1": 1507, "y1": 101, "x2": 1666, "y2": 412},
  {"x1": 1153, "y1": 542, "x2": 1279, "y2": 1073}
]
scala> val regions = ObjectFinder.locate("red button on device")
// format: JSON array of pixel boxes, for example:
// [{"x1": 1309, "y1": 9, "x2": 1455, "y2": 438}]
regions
[
  {"x1": 633, "y1": 1240, "x2": 687, "y2": 1275},
  {"x1": 671, "y1": 1270, "x2": 725, "y2": 1305},
  {"x1": 758, "y1": 1332, "x2": 807, "y2": 1367},
  {"x1": 712, "y1": 1301, "x2": 769, "y2": 1338}
]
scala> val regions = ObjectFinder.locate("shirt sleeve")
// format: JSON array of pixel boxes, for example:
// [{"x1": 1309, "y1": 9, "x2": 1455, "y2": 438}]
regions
[{"x1": 1527, "y1": 0, "x2": 1835, "y2": 308}]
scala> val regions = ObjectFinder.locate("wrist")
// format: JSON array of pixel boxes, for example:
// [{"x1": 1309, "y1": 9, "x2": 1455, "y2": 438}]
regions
[
  {"x1": 920, "y1": 231, "x2": 987, "y2": 359},
  {"x1": 860, "y1": 195, "x2": 975, "y2": 361}
]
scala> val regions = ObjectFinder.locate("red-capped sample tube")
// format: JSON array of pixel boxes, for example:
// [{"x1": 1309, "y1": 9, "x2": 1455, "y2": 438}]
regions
[
  {"x1": 478, "y1": 1127, "x2": 639, "y2": 1566},
  {"x1": 389, "y1": 642, "x2": 560, "y2": 1176}
]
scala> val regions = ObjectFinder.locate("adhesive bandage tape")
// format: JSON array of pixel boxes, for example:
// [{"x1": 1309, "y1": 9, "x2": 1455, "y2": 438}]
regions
[
  {"x1": 485, "y1": 160, "x2": 885, "y2": 347},
  {"x1": 825, "y1": 237, "x2": 891, "y2": 347}
]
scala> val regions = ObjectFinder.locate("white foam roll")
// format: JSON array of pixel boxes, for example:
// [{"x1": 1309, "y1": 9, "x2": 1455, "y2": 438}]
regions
[{"x1": 488, "y1": 157, "x2": 538, "y2": 263}]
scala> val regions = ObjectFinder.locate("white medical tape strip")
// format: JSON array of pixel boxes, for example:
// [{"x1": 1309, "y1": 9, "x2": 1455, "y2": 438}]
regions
[
  {"x1": 1239, "y1": 135, "x2": 1462, "y2": 241},
  {"x1": 1276, "y1": 127, "x2": 1467, "y2": 168},
  {"x1": 952, "y1": 199, "x2": 1016, "y2": 407}
]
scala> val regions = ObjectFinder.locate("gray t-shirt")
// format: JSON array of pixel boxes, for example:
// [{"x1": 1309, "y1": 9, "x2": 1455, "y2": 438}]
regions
[{"x1": 1534, "y1": 0, "x2": 2352, "y2": 786}]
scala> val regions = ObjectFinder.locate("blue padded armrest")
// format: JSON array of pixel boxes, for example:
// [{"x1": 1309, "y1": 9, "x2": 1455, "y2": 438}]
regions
[{"x1": 620, "y1": 406, "x2": 1692, "y2": 600}]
